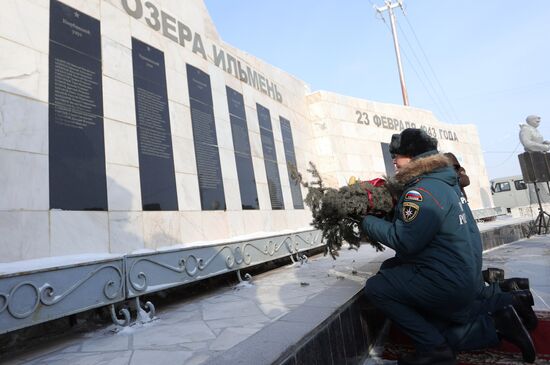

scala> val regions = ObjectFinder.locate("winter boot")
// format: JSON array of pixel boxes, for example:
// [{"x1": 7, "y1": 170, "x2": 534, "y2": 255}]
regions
[
  {"x1": 492, "y1": 305, "x2": 536, "y2": 363},
  {"x1": 512, "y1": 289, "x2": 538, "y2": 331},
  {"x1": 482, "y1": 267, "x2": 505, "y2": 284},
  {"x1": 499, "y1": 277, "x2": 530, "y2": 292}
]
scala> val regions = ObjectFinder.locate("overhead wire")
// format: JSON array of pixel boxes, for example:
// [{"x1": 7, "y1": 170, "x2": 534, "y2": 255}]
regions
[
  {"x1": 373, "y1": 3, "x2": 522, "y2": 173},
  {"x1": 454, "y1": 81, "x2": 550, "y2": 101},
  {"x1": 395, "y1": 20, "x2": 455, "y2": 122},
  {"x1": 376, "y1": 7, "x2": 452, "y2": 122},
  {"x1": 401, "y1": 10, "x2": 461, "y2": 122},
  {"x1": 485, "y1": 141, "x2": 521, "y2": 168}
]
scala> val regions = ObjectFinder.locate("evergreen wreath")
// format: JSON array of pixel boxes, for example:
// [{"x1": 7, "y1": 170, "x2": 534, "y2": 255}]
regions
[{"x1": 292, "y1": 162, "x2": 395, "y2": 258}]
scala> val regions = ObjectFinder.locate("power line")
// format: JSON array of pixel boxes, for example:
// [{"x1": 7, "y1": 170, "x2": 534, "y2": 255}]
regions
[
  {"x1": 399, "y1": 42, "x2": 452, "y2": 121},
  {"x1": 485, "y1": 142, "x2": 521, "y2": 168},
  {"x1": 454, "y1": 81, "x2": 550, "y2": 100},
  {"x1": 395, "y1": 21, "x2": 455, "y2": 122},
  {"x1": 373, "y1": 1, "x2": 459, "y2": 122},
  {"x1": 401, "y1": 10, "x2": 460, "y2": 121},
  {"x1": 375, "y1": 5, "x2": 452, "y2": 121}
]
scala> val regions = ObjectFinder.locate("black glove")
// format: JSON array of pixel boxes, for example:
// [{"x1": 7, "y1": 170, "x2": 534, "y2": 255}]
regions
[{"x1": 340, "y1": 217, "x2": 362, "y2": 245}]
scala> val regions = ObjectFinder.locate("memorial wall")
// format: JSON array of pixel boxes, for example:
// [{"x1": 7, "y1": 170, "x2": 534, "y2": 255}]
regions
[
  {"x1": 306, "y1": 92, "x2": 493, "y2": 211},
  {"x1": 0, "y1": 0, "x2": 491, "y2": 264}
]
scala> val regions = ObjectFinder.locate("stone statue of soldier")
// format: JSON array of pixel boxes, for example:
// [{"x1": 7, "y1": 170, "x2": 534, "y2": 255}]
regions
[{"x1": 519, "y1": 115, "x2": 550, "y2": 152}]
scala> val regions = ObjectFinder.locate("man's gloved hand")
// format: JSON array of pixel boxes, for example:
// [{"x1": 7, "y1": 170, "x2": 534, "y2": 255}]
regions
[
  {"x1": 340, "y1": 217, "x2": 362, "y2": 244},
  {"x1": 341, "y1": 216, "x2": 385, "y2": 252}
]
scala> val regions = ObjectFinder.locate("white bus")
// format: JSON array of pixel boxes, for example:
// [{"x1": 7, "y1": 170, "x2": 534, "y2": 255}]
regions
[{"x1": 491, "y1": 175, "x2": 550, "y2": 212}]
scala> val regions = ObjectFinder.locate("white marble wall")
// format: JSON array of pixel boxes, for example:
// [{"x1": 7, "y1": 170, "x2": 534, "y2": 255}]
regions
[
  {"x1": 305, "y1": 91, "x2": 493, "y2": 210},
  {"x1": 0, "y1": 1, "x2": 49, "y2": 263},
  {"x1": 0, "y1": 0, "x2": 312, "y2": 263},
  {"x1": 0, "y1": 0, "x2": 489, "y2": 264}
]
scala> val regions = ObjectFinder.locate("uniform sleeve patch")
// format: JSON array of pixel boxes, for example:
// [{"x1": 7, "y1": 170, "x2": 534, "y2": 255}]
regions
[
  {"x1": 404, "y1": 190, "x2": 423, "y2": 202},
  {"x1": 402, "y1": 202, "x2": 420, "y2": 222}
]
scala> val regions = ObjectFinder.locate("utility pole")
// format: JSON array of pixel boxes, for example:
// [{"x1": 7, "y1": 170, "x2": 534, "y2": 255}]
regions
[{"x1": 376, "y1": 0, "x2": 409, "y2": 106}]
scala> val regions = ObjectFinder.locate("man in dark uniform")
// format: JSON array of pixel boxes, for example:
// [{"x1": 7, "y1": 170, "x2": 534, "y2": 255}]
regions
[
  {"x1": 443, "y1": 152, "x2": 470, "y2": 200},
  {"x1": 441, "y1": 153, "x2": 538, "y2": 334},
  {"x1": 359, "y1": 129, "x2": 535, "y2": 364}
]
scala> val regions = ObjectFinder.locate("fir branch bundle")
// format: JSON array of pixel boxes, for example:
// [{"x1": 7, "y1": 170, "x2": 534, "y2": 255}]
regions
[{"x1": 296, "y1": 162, "x2": 395, "y2": 258}]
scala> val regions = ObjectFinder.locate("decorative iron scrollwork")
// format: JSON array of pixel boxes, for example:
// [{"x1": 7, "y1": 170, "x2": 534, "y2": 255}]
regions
[
  {"x1": 126, "y1": 230, "x2": 322, "y2": 296},
  {"x1": 110, "y1": 304, "x2": 131, "y2": 327},
  {"x1": 1, "y1": 265, "x2": 124, "y2": 321}
]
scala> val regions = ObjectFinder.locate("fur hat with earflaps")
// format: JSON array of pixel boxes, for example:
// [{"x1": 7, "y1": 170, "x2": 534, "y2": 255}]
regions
[{"x1": 389, "y1": 128, "x2": 438, "y2": 158}]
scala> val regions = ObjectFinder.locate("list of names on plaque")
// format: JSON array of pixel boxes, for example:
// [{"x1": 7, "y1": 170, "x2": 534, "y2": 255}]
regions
[
  {"x1": 280, "y1": 117, "x2": 304, "y2": 209},
  {"x1": 52, "y1": 57, "x2": 98, "y2": 129},
  {"x1": 136, "y1": 87, "x2": 171, "y2": 158},
  {"x1": 227, "y1": 87, "x2": 259, "y2": 210},
  {"x1": 187, "y1": 64, "x2": 226, "y2": 210},
  {"x1": 257, "y1": 103, "x2": 285, "y2": 210},
  {"x1": 48, "y1": 0, "x2": 107, "y2": 210},
  {"x1": 132, "y1": 38, "x2": 178, "y2": 211}
]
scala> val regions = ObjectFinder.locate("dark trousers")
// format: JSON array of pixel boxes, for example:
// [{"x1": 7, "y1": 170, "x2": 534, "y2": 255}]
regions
[
  {"x1": 478, "y1": 281, "x2": 513, "y2": 313},
  {"x1": 438, "y1": 281, "x2": 512, "y2": 351},
  {"x1": 364, "y1": 258, "x2": 502, "y2": 352}
]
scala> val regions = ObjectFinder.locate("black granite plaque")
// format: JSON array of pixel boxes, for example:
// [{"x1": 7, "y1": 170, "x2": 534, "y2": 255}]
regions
[
  {"x1": 187, "y1": 64, "x2": 226, "y2": 210},
  {"x1": 280, "y1": 117, "x2": 304, "y2": 209},
  {"x1": 235, "y1": 153, "x2": 259, "y2": 209},
  {"x1": 187, "y1": 64, "x2": 213, "y2": 106},
  {"x1": 48, "y1": 0, "x2": 107, "y2": 210},
  {"x1": 195, "y1": 143, "x2": 226, "y2": 210},
  {"x1": 132, "y1": 38, "x2": 178, "y2": 210},
  {"x1": 257, "y1": 103, "x2": 272, "y2": 131},
  {"x1": 260, "y1": 127, "x2": 277, "y2": 161},
  {"x1": 50, "y1": 0, "x2": 100, "y2": 59},
  {"x1": 265, "y1": 160, "x2": 285, "y2": 210},
  {"x1": 230, "y1": 115, "x2": 251, "y2": 155},
  {"x1": 227, "y1": 87, "x2": 246, "y2": 119},
  {"x1": 227, "y1": 87, "x2": 258, "y2": 210},
  {"x1": 190, "y1": 99, "x2": 218, "y2": 146},
  {"x1": 257, "y1": 103, "x2": 284, "y2": 210},
  {"x1": 381, "y1": 142, "x2": 396, "y2": 177}
]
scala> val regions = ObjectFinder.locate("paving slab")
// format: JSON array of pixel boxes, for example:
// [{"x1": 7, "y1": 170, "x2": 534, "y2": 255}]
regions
[
  {"x1": 1, "y1": 243, "x2": 391, "y2": 365},
  {"x1": 483, "y1": 236, "x2": 550, "y2": 311}
]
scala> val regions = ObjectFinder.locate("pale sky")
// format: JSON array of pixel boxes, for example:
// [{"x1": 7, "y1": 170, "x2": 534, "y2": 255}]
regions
[{"x1": 204, "y1": 0, "x2": 550, "y2": 180}]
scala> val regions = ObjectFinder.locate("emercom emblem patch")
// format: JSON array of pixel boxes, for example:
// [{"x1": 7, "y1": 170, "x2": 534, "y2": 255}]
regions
[
  {"x1": 405, "y1": 190, "x2": 423, "y2": 202},
  {"x1": 402, "y1": 202, "x2": 420, "y2": 223}
]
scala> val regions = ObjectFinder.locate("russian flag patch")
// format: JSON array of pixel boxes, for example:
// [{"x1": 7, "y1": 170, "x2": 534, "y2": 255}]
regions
[{"x1": 405, "y1": 190, "x2": 423, "y2": 202}]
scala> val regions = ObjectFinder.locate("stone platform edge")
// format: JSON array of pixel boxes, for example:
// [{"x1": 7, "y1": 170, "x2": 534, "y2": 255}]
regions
[
  {"x1": 205, "y1": 220, "x2": 536, "y2": 365},
  {"x1": 480, "y1": 219, "x2": 535, "y2": 250},
  {"x1": 0, "y1": 229, "x2": 323, "y2": 335}
]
